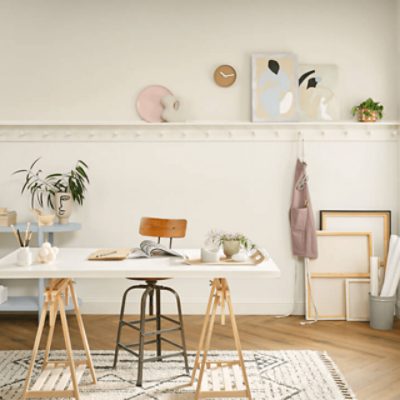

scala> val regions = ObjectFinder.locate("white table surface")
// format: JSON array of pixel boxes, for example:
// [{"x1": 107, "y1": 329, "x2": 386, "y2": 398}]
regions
[{"x1": 0, "y1": 248, "x2": 280, "y2": 280}]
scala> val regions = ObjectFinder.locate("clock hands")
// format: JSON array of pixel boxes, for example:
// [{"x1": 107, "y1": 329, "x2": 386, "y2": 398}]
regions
[{"x1": 220, "y1": 71, "x2": 235, "y2": 78}]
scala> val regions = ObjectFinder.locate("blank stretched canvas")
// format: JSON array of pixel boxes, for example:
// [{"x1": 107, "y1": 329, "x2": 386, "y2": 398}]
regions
[
  {"x1": 320, "y1": 211, "x2": 390, "y2": 267},
  {"x1": 308, "y1": 232, "x2": 372, "y2": 276}
]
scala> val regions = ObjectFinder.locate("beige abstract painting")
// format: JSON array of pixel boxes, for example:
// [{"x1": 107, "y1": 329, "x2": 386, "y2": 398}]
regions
[
  {"x1": 252, "y1": 53, "x2": 298, "y2": 122},
  {"x1": 298, "y1": 64, "x2": 339, "y2": 121}
]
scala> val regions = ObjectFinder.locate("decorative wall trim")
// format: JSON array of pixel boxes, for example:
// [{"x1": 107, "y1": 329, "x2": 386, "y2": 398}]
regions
[{"x1": 0, "y1": 122, "x2": 398, "y2": 142}]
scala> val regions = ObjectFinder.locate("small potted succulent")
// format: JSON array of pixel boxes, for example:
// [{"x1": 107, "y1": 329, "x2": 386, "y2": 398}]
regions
[
  {"x1": 352, "y1": 98, "x2": 383, "y2": 122},
  {"x1": 13, "y1": 158, "x2": 89, "y2": 225},
  {"x1": 206, "y1": 230, "x2": 255, "y2": 258}
]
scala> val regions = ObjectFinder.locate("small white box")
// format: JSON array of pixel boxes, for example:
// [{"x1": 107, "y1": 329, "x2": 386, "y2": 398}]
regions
[{"x1": 0, "y1": 285, "x2": 8, "y2": 304}]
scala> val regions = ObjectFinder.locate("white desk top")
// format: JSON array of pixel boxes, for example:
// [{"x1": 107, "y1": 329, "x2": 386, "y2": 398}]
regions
[{"x1": 0, "y1": 248, "x2": 280, "y2": 280}]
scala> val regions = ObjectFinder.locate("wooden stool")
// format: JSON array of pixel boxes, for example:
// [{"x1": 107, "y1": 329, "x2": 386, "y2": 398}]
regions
[
  {"x1": 23, "y1": 278, "x2": 97, "y2": 400},
  {"x1": 189, "y1": 278, "x2": 252, "y2": 399}
]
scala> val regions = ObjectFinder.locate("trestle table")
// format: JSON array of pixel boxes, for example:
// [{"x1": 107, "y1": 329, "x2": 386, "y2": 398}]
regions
[{"x1": 0, "y1": 248, "x2": 280, "y2": 399}]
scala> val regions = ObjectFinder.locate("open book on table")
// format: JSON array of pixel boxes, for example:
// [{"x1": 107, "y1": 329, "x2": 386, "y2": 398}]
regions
[{"x1": 128, "y1": 240, "x2": 183, "y2": 259}]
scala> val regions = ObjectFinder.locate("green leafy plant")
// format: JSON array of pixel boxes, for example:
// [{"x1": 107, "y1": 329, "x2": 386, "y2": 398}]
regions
[
  {"x1": 13, "y1": 158, "x2": 90, "y2": 209},
  {"x1": 206, "y1": 230, "x2": 256, "y2": 251},
  {"x1": 351, "y1": 98, "x2": 384, "y2": 121}
]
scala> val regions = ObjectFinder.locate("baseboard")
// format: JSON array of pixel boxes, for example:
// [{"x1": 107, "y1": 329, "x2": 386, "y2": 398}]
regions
[{"x1": 81, "y1": 298, "x2": 305, "y2": 315}]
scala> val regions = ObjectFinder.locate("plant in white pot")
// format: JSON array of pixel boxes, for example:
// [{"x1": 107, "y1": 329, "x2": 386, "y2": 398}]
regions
[
  {"x1": 13, "y1": 158, "x2": 90, "y2": 225},
  {"x1": 206, "y1": 230, "x2": 255, "y2": 259}
]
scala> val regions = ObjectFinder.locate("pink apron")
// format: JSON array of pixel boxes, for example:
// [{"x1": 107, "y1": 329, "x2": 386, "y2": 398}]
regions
[{"x1": 290, "y1": 159, "x2": 318, "y2": 259}]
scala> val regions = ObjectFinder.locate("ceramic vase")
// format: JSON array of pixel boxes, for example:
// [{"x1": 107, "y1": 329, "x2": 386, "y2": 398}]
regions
[
  {"x1": 223, "y1": 240, "x2": 241, "y2": 258},
  {"x1": 17, "y1": 247, "x2": 32, "y2": 266},
  {"x1": 54, "y1": 192, "x2": 73, "y2": 224},
  {"x1": 32, "y1": 208, "x2": 55, "y2": 226}
]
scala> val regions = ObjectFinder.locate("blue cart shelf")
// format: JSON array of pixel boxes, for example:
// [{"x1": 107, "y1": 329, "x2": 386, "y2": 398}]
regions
[{"x1": 0, "y1": 222, "x2": 81, "y2": 317}]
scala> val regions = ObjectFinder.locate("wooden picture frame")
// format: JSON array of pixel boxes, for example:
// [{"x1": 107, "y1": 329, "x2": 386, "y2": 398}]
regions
[
  {"x1": 305, "y1": 232, "x2": 372, "y2": 321},
  {"x1": 345, "y1": 278, "x2": 370, "y2": 321},
  {"x1": 320, "y1": 210, "x2": 391, "y2": 267},
  {"x1": 308, "y1": 231, "x2": 372, "y2": 277},
  {"x1": 306, "y1": 276, "x2": 346, "y2": 320}
]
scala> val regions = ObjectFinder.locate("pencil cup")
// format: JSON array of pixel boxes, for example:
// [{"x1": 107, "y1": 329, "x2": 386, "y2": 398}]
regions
[{"x1": 17, "y1": 247, "x2": 33, "y2": 267}]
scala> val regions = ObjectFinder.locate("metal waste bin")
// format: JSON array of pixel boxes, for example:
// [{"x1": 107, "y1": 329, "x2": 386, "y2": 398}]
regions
[{"x1": 369, "y1": 293, "x2": 396, "y2": 330}]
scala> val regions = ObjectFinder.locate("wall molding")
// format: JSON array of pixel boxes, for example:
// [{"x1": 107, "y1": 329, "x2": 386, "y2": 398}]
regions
[{"x1": 0, "y1": 121, "x2": 398, "y2": 143}]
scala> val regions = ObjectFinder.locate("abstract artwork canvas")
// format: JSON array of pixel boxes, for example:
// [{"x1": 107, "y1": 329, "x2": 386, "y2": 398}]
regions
[
  {"x1": 252, "y1": 53, "x2": 298, "y2": 122},
  {"x1": 298, "y1": 64, "x2": 339, "y2": 121}
]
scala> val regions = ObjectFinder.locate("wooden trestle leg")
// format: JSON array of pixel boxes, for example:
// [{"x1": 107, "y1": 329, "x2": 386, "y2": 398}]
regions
[
  {"x1": 189, "y1": 278, "x2": 252, "y2": 399},
  {"x1": 23, "y1": 278, "x2": 97, "y2": 399}
]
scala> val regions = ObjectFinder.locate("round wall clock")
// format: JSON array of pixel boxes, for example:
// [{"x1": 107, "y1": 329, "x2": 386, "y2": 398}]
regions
[{"x1": 214, "y1": 65, "x2": 237, "y2": 87}]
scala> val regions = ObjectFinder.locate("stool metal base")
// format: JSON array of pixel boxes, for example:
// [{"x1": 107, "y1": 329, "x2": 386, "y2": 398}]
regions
[{"x1": 113, "y1": 280, "x2": 189, "y2": 386}]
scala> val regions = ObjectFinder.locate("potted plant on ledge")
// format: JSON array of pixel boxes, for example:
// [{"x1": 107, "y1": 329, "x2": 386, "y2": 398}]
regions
[
  {"x1": 352, "y1": 98, "x2": 384, "y2": 122},
  {"x1": 13, "y1": 158, "x2": 90, "y2": 225}
]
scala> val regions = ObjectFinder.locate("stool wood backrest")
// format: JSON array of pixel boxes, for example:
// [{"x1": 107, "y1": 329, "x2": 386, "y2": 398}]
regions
[{"x1": 139, "y1": 217, "x2": 187, "y2": 248}]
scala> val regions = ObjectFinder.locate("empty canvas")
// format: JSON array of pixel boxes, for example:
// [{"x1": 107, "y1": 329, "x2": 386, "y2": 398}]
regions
[
  {"x1": 308, "y1": 232, "x2": 372, "y2": 276},
  {"x1": 345, "y1": 279, "x2": 370, "y2": 321},
  {"x1": 321, "y1": 211, "x2": 390, "y2": 266},
  {"x1": 306, "y1": 277, "x2": 346, "y2": 320}
]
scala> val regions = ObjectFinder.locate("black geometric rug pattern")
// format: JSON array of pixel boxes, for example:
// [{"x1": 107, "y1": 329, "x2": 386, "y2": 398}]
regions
[{"x1": 0, "y1": 350, "x2": 356, "y2": 399}]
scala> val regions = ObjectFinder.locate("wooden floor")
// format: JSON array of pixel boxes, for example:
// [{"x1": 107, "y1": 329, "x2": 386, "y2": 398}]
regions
[{"x1": 1, "y1": 314, "x2": 399, "y2": 399}]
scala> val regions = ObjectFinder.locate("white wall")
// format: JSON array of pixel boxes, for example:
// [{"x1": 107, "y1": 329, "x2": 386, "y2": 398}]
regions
[
  {"x1": 0, "y1": 0, "x2": 399, "y2": 314},
  {"x1": 0, "y1": 0, "x2": 397, "y2": 121}
]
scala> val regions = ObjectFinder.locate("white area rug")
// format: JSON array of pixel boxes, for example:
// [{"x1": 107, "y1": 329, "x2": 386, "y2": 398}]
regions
[{"x1": 0, "y1": 350, "x2": 355, "y2": 399}]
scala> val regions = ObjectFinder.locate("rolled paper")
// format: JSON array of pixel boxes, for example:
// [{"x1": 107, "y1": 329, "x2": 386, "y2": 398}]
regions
[
  {"x1": 378, "y1": 266, "x2": 385, "y2": 295},
  {"x1": 370, "y1": 256, "x2": 379, "y2": 296},
  {"x1": 381, "y1": 235, "x2": 400, "y2": 296},
  {"x1": 388, "y1": 257, "x2": 400, "y2": 297},
  {"x1": 386, "y1": 234, "x2": 398, "y2": 269}
]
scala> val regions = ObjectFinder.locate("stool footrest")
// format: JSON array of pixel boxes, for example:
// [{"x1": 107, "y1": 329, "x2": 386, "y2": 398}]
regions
[
  {"x1": 143, "y1": 326, "x2": 181, "y2": 336},
  {"x1": 161, "y1": 336, "x2": 184, "y2": 349}
]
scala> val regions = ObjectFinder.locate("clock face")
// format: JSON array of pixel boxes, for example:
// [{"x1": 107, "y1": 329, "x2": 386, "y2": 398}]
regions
[{"x1": 214, "y1": 65, "x2": 237, "y2": 87}]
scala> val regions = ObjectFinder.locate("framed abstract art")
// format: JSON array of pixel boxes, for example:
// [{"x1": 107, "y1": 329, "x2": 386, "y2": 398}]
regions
[{"x1": 251, "y1": 53, "x2": 299, "y2": 122}]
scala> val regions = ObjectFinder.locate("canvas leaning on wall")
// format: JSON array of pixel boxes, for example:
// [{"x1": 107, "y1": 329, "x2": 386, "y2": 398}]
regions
[
  {"x1": 251, "y1": 53, "x2": 299, "y2": 122},
  {"x1": 298, "y1": 64, "x2": 339, "y2": 121}
]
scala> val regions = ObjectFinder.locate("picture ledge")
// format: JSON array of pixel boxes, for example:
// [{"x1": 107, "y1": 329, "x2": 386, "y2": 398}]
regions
[
  {"x1": 0, "y1": 120, "x2": 399, "y2": 127},
  {"x1": 0, "y1": 120, "x2": 398, "y2": 142}
]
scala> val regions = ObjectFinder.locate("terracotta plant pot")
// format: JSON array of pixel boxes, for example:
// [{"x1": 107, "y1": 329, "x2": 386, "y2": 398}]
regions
[
  {"x1": 54, "y1": 192, "x2": 73, "y2": 224},
  {"x1": 223, "y1": 240, "x2": 241, "y2": 258},
  {"x1": 357, "y1": 109, "x2": 378, "y2": 122}
]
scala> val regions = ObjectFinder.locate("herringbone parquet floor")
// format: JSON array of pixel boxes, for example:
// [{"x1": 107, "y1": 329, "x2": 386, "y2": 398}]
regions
[{"x1": 1, "y1": 315, "x2": 399, "y2": 400}]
